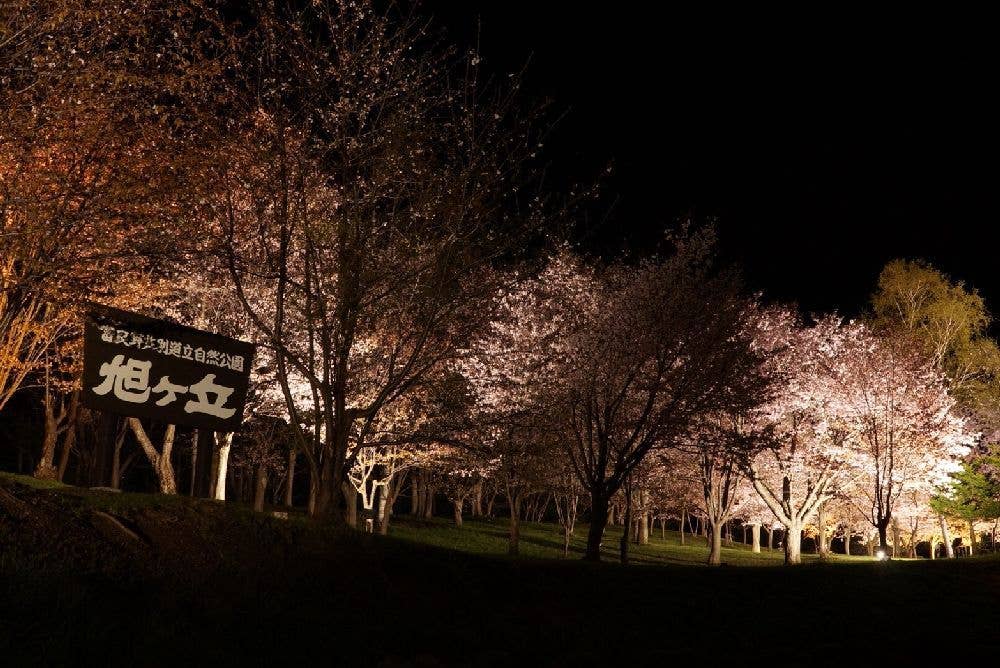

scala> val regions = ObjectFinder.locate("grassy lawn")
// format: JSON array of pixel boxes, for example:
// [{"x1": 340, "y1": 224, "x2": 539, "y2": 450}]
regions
[
  {"x1": 388, "y1": 515, "x2": 871, "y2": 566},
  {"x1": 3, "y1": 474, "x2": 998, "y2": 664},
  {"x1": 0, "y1": 470, "x2": 68, "y2": 490}
]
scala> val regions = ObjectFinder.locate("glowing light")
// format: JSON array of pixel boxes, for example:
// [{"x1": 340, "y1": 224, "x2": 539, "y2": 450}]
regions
[{"x1": 875, "y1": 549, "x2": 888, "y2": 561}]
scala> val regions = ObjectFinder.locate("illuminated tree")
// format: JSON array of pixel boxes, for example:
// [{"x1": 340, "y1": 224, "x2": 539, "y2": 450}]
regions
[
  {"x1": 453, "y1": 251, "x2": 594, "y2": 554},
  {"x1": 0, "y1": 274, "x2": 65, "y2": 414},
  {"x1": 895, "y1": 489, "x2": 937, "y2": 557},
  {"x1": 2, "y1": 0, "x2": 231, "y2": 485},
  {"x1": 552, "y1": 231, "x2": 769, "y2": 562},
  {"x1": 347, "y1": 390, "x2": 446, "y2": 534},
  {"x1": 871, "y1": 259, "x2": 1000, "y2": 427},
  {"x1": 232, "y1": 416, "x2": 291, "y2": 512},
  {"x1": 651, "y1": 451, "x2": 703, "y2": 546},
  {"x1": 33, "y1": 336, "x2": 80, "y2": 480},
  {"x1": 677, "y1": 413, "x2": 760, "y2": 565},
  {"x1": 194, "y1": 1, "x2": 551, "y2": 524},
  {"x1": 744, "y1": 313, "x2": 858, "y2": 565},
  {"x1": 736, "y1": 484, "x2": 777, "y2": 553},
  {"x1": 551, "y1": 465, "x2": 584, "y2": 557},
  {"x1": 833, "y1": 327, "x2": 974, "y2": 551}
]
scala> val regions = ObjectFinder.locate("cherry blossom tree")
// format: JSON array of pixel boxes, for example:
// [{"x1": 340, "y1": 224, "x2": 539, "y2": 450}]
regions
[
  {"x1": 894, "y1": 488, "x2": 937, "y2": 557},
  {"x1": 453, "y1": 250, "x2": 595, "y2": 554},
  {"x1": 744, "y1": 313, "x2": 858, "y2": 564},
  {"x1": 231, "y1": 416, "x2": 290, "y2": 512},
  {"x1": 832, "y1": 327, "x2": 974, "y2": 551},
  {"x1": 187, "y1": 1, "x2": 554, "y2": 524},
  {"x1": 735, "y1": 484, "x2": 778, "y2": 553},
  {"x1": 551, "y1": 466, "x2": 584, "y2": 557},
  {"x1": 554, "y1": 231, "x2": 770, "y2": 562},
  {"x1": 651, "y1": 451, "x2": 703, "y2": 546},
  {"x1": 677, "y1": 414, "x2": 761, "y2": 565},
  {"x1": 347, "y1": 393, "x2": 443, "y2": 534},
  {"x1": 2, "y1": 0, "x2": 234, "y2": 486}
]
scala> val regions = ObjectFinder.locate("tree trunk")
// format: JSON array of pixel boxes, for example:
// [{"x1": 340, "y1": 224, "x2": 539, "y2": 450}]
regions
[
  {"x1": 189, "y1": 429, "x2": 199, "y2": 496},
  {"x1": 378, "y1": 489, "x2": 391, "y2": 535},
  {"x1": 555, "y1": 493, "x2": 578, "y2": 558},
  {"x1": 191, "y1": 429, "x2": 214, "y2": 498},
  {"x1": 471, "y1": 480, "x2": 483, "y2": 517},
  {"x1": 584, "y1": 492, "x2": 610, "y2": 561},
  {"x1": 637, "y1": 509, "x2": 650, "y2": 545},
  {"x1": 534, "y1": 491, "x2": 551, "y2": 523},
  {"x1": 619, "y1": 482, "x2": 633, "y2": 566},
  {"x1": 817, "y1": 502, "x2": 829, "y2": 559},
  {"x1": 208, "y1": 444, "x2": 219, "y2": 498},
  {"x1": 311, "y1": 457, "x2": 333, "y2": 519},
  {"x1": 679, "y1": 508, "x2": 686, "y2": 545},
  {"x1": 843, "y1": 527, "x2": 852, "y2": 555},
  {"x1": 507, "y1": 489, "x2": 521, "y2": 556},
  {"x1": 892, "y1": 517, "x2": 902, "y2": 558},
  {"x1": 307, "y1": 468, "x2": 318, "y2": 516},
  {"x1": 877, "y1": 519, "x2": 890, "y2": 552},
  {"x1": 374, "y1": 488, "x2": 388, "y2": 534},
  {"x1": 253, "y1": 464, "x2": 267, "y2": 512},
  {"x1": 969, "y1": 520, "x2": 977, "y2": 555},
  {"x1": 110, "y1": 421, "x2": 126, "y2": 489},
  {"x1": 377, "y1": 471, "x2": 404, "y2": 536},
  {"x1": 281, "y1": 448, "x2": 295, "y2": 507},
  {"x1": 156, "y1": 424, "x2": 177, "y2": 494},
  {"x1": 937, "y1": 515, "x2": 952, "y2": 557},
  {"x1": 213, "y1": 432, "x2": 232, "y2": 501},
  {"x1": 343, "y1": 482, "x2": 358, "y2": 529},
  {"x1": 523, "y1": 494, "x2": 536, "y2": 522},
  {"x1": 56, "y1": 418, "x2": 77, "y2": 483},
  {"x1": 751, "y1": 523, "x2": 761, "y2": 553},
  {"x1": 422, "y1": 482, "x2": 435, "y2": 519},
  {"x1": 410, "y1": 472, "x2": 422, "y2": 516},
  {"x1": 127, "y1": 419, "x2": 177, "y2": 494},
  {"x1": 784, "y1": 522, "x2": 803, "y2": 565},
  {"x1": 708, "y1": 520, "x2": 724, "y2": 566},
  {"x1": 34, "y1": 397, "x2": 61, "y2": 480},
  {"x1": 55, "y1": 392, "x2": 81, "y2": 482},
  {"x1": 453, "y1": 496, "x2": 464, "y2": 527}
]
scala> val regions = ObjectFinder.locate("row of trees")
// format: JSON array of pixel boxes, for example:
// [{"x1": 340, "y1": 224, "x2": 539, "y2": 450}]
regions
[{"x1": 3, "y1": 1, "x2": 997, "y2": 565}]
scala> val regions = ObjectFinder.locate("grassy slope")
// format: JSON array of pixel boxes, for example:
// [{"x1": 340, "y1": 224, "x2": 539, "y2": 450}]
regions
[{"x1": 2, "y1": 472, "x2": 998, "y2": 665}]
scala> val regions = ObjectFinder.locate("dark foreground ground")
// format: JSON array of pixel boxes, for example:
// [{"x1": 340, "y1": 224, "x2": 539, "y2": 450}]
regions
[{"x1": 2, "y1": 473, "x2": 998, "y2": 666}]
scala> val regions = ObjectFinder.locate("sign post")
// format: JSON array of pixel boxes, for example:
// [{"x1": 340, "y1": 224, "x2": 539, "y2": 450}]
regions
[{"x1": 81, "y1": 306, "x2": 255, "y2": 432}]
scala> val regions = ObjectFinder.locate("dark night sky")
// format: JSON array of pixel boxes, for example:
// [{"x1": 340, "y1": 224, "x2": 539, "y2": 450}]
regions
[{"x1": 429, "y1": 4, "x2": 999, "y2": 316}]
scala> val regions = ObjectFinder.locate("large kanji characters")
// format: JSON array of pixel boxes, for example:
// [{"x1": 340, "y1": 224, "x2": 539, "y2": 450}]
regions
[
  {"x1": 92, "y1": 356, "x2": 153, "y2": 404},
  {"x1": 90, "y1": 355, "x2": 238, "y2": 418}
]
